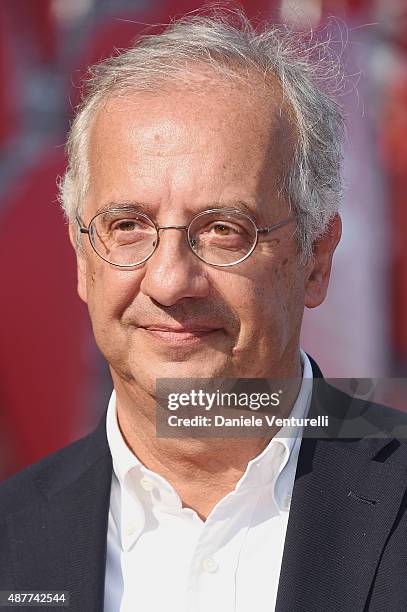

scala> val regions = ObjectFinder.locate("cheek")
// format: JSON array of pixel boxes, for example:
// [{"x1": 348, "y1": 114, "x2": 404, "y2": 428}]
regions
[
  {"x1": 86, "y1": 264, "x2": 142, "y2": 323},
  {"x1": 245, "y1": 284, "x2": 285, "y2": 328},
  {"x1": 224, "y1": 274, "x2": 282, "y2": 336},
  {"x1": 237, "y1": 257, "x2": 304, "y2": 328}
]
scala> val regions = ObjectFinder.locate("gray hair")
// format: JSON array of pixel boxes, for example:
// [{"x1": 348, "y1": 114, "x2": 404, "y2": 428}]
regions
[{"x1": 59, "y1": 7, "x2": 346, "y2": 259}]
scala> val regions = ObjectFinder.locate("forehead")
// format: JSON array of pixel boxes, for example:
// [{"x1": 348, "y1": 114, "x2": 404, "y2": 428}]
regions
[{"x1": 86, "y1": 70, "x2": 295, "y2": 217}]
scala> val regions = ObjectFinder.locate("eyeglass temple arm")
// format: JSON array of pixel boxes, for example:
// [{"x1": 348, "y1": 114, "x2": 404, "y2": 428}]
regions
[
  {"x1": 257, "y1": 214, "x2": 302, "y2": 235},
  {"x1": 75, "y1": 215, "x2": 89, "y2": 234}
]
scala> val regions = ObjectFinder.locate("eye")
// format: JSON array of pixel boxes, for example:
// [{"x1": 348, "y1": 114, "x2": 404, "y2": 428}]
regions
[
  {"x1": 210, "y1": 223, "x2": 236, "y2": 236},
  {"x1": 106, "y1": 215, "x2": 155, "y2": 244},
  {"x1": 110, "y1": 216, "x2": 153, "y2": 233},
  {"x1": 114, "y1": 220, "x2": 139, "y2": 232},
  {"x1": 206, "y1": 222, "x2": 242, "y2": 236}
]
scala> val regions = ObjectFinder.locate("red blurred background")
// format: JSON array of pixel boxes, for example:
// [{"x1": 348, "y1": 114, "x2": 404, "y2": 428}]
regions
[{"x1": 0, "y1": 0, "x2": 406, "y2": 480}]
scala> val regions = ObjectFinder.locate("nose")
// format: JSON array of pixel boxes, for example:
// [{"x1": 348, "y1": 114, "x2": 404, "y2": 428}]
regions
[{"x1": 139, "y1": 226, "x2": 210, "y2": 307}]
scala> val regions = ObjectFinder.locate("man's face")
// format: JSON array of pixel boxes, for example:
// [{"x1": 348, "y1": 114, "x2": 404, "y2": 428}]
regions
[{"x1": 72, "y1": 75, "x2": 339, "y2": 395}]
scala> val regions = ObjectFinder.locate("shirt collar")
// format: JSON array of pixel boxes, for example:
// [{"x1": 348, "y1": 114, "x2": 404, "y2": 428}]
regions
[
  {"x1": 234, "y1": 349, "x2": 313, "y2": 497},
  {"x1": 106, "y1": 390, "x2": 142, "y2": 488},
  {"x1": 275, "y1": 348, "x2": 313, "y2": 453}
]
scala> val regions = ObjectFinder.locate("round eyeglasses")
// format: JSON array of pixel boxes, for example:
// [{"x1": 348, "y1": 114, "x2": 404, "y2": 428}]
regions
[{"x1": 76, "y1": 207, "x2": 300, "y2": 268}]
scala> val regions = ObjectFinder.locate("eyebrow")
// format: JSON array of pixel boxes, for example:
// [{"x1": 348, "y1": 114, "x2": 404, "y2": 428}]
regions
[{"x1": 94, "y1": 202, "x2": 147, "y2": 216}]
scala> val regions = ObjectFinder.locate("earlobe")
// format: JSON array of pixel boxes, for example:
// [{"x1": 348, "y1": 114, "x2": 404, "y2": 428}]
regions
[
  {"x1": 68, "y1": 223, "x2": 79, "y2": 252},
  {"x1": 68, "y1": 223, "x2": 88, "y2": 304},
  {"x1": 76, "y1": 255, "x2": 88, "y2": 304},
  {"x1": 304, "y1": 214, "x2": 342, "y2": 309}
]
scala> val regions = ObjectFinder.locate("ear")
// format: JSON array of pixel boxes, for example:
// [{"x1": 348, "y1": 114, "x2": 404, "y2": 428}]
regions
[
  {"x1": 304, "y1": 214, "x2": 342, "y2": 309},
  {"x1": 68, "y1": 223, "x2": 88, "y2": 304}
]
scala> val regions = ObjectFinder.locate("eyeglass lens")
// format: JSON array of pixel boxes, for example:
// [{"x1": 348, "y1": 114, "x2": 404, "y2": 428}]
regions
[{"x1": 89, "y1": 209, "x2": 258, "y2": 267}]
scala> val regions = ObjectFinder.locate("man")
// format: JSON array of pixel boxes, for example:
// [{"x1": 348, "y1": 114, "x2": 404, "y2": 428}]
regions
[{"x1": 1, "y1": 9, "x2": 407, "y2": 612}]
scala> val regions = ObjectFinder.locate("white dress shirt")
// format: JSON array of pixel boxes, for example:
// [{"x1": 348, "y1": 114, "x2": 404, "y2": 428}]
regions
[{"x1": 104, "y1": 350, "x2": 313, "y2": 612}]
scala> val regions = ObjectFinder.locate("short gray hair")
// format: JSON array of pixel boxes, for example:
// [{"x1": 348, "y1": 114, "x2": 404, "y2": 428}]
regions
[{"x1": 59, "y1": 7, "x2": 346, "y2": 259}]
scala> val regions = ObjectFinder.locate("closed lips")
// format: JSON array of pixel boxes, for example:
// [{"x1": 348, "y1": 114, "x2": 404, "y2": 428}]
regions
[{"x1": 144, "y1": 326, "x2": 220, "y2": 332}]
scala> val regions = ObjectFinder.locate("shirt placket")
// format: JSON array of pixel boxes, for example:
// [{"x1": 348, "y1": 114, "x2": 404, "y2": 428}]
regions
[{"x1": 185, "y1": 488, "x2": 262, "y2": 612}]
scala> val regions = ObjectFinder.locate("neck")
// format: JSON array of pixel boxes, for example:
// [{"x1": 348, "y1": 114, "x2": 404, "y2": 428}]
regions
[{"x1": 111, "y1": 355, "x2": 302, "y2": 518}]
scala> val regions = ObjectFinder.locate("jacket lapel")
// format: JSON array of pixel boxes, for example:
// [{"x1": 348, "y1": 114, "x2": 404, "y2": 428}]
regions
[
  {"x1": 276, "y1": 384, "x2": 407, "y2": 612},
  {"x1": 7, "y1": 415, "x2": 112, "y2": 612}
]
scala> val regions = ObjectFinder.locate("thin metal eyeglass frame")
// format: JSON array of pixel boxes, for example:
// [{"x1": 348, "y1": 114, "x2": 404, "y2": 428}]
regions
[{"x1": 75, "y1": 207, "x2": 301, "y2": 268}]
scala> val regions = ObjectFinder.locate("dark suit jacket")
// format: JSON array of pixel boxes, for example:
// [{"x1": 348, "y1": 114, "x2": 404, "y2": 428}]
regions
[{"x1": 1, "y1": 359, "x2": 407, "y2": 612}]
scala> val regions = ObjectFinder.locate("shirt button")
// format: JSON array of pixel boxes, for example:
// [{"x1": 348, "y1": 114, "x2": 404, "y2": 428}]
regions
[
  {"x1": 201, "y1": 557, "x2": 219, "y2": 573},
  {"x1": 140, "y1": 477, "x2": 155, "y2": 492},
  {"x1": 126, "y1": 525, "x2": 137, "y2": 537}
]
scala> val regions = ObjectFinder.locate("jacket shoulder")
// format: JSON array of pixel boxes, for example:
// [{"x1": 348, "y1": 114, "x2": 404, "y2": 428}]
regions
[
  {"x1": 310, "y1": 378, "x2": 407, "y2": 455},
  {"x1": 0, "y1": 416, "x2": 109, "y2": 521}
]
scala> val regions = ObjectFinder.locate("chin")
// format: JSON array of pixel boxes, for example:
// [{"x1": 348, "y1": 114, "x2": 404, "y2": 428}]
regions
[
  {"x1": 154, "y1": 360, "x2": 226, "y2": 380},
  {"x1": 130, "y1": 357, "x2": 230, "y2": 391}
]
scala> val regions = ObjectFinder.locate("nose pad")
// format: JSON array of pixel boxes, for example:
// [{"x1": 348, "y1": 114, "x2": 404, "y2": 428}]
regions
[
  {"x1": 140, "y1": 225, "x2": 210, "y2": 306},
  {"x1": 155, "y1": 226, "x2": 191, "y2": 252}
]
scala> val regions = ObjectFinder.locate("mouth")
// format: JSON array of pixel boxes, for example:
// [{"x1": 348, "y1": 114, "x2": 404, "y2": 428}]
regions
[{"x1": 141, "y1": 325, "x2": 224, "y2": 345}]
